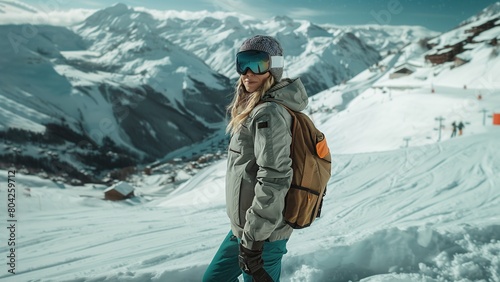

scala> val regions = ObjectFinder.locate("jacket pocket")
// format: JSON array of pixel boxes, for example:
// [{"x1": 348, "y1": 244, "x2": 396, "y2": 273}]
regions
[
  {"x1": 238, "y1": 175, "x2": 256, "y2": 227},
  {"x1": 226, "y1": 158, "x2": 245, "y2": 227},
  {"x1": 229, "y1": 148, "x2": 241, "y2": 154}
]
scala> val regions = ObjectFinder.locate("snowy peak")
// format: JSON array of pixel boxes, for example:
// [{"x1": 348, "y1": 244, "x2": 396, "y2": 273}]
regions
[
  {"x1": 297, "y1": 21, "x2": 331, "y2": 38},
  {"x1": 460, "y1": 1, "x2": 500, "y2": 25},
  {"x1": 87, "y1": 3, "x2": 131, "y2": 20},
  {"x1": 79, "y1": 3, "x2": 156, "y2": 36},
  {"x1": 272, "y1": 15, "x2": 296, "y2": 26},
  {"x1": 102, "y1": 2, "x2": 129, "y2": 15}
]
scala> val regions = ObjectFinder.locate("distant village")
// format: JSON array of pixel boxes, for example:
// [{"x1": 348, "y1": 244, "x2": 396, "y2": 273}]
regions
[{"x1": 389, "y1": 16, "x2": 499, "y2": 79}]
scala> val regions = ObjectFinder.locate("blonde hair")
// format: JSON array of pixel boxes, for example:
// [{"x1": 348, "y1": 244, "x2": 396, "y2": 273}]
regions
[{"x1": 226, "y1": 75, "x2": 275, "y2": 135}]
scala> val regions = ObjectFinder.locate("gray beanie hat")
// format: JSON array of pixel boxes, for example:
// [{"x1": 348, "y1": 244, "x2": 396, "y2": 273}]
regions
[{"x1": 239, "y1": 35, "x2": 284, "y2": 82}]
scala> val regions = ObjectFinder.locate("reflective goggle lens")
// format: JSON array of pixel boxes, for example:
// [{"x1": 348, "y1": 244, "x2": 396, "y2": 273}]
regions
[{"x1": 236, "y1": 50, "x2": 271, "y2": 75}]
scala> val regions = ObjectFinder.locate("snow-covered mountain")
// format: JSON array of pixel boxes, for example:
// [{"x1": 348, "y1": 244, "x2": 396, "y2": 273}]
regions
[
  {"x1": 460, "y1": 1, "x2": 500, "y2": 25},
  {"x1": 310, "y1": 3, "x2": 500, "y2": 155},
  {"x1": 151, "y1": 12, "x2": 433, "y2": 94},
  {"x1": 0, "y1": 21, "x2": 230, "y2": 178},
  {"x1": 0, "y1": 2, "x2": 470, "y2": 183},
  {"x1": 0, "y1": 4, "x2": 233, "y2": 182},
  {"x1": 323, "y1": 24, "x2": 440, "y2": 56}
]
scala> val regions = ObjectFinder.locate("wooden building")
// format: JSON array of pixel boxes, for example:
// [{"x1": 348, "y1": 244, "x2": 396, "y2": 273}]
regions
[
  {"x1": 425, "y1": 16, "x2": 499, "y2": 65},
  {"x1": 425, "y1": 41, "x2": 464, "y2": 65},
  {"x1": 104, "y1": 181, "x2": 135, "y2": 201},
  {"x1": 465, "y1": 17, "x2": 499, "y2": 37},
  {"x1": 454, "y1": 53, "x2": 470, "y2": 68},
  {"x1": 389, "y1": 64, "x2": 416, "y2": 79}
]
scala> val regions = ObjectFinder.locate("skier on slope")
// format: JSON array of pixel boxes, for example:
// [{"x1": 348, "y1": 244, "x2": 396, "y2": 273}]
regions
[
  {"x1": 458, "y1": 121, "x2": 465, "y2": 136},
  {"x1": 451, "y1": 121, "x2": 457, "y2": 138}
]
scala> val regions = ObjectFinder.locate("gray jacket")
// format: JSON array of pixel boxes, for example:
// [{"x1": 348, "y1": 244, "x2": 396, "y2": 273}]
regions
[{"x1": 226, "y1": 78, "x2": 309, "y2": 250}]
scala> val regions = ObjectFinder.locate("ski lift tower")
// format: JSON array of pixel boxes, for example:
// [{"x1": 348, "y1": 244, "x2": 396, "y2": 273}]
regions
[{"x1": 434, "y1": 116, "x2": 445, "y2": 142}]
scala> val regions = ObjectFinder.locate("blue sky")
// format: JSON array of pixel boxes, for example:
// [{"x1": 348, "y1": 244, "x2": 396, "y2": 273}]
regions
[{"x1": 19, "y1": 0, "x2": 500, "y2": 31}]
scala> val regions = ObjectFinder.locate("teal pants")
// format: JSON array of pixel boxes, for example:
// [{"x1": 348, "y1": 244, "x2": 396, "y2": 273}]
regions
[{"x1": 203, "y1": 231, "x2": 288, "y2": 282}]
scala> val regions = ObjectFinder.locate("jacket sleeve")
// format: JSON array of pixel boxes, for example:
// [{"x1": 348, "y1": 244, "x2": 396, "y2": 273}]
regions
[{"x1": 241, "y1": 104, "x2": 293, "y2": 250}]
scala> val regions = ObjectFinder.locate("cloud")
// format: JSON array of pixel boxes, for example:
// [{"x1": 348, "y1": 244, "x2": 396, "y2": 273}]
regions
[{"x1": 0, "y1": 9, "x2": 95, "y2": 26}]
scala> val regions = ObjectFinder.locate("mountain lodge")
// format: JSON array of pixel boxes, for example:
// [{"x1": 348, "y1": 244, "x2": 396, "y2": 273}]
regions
[
  {"x1": 425, "y1": 16, "x2": 499, "y2": 65},
  {"x1": 104, "y1": 181, "x2": 135, "y2": 201},
  {"x1": 389, "y1": 63, "x2": 417, "y2": 79}
]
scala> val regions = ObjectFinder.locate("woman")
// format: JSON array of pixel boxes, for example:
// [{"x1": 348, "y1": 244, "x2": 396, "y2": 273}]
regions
[{"x1": 203, "y1": 35, "x2": 309, "y2": 282}]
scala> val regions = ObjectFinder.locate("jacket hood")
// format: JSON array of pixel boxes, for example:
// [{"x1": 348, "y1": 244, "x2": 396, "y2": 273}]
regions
[{"x1": 262, "y1": 78, "x2": 308, "y2": 112}]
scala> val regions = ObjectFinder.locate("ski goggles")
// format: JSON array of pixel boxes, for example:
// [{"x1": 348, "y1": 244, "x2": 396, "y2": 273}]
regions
[{"x1": 236, "y1": 50, "x2": 284, "y2": 75}]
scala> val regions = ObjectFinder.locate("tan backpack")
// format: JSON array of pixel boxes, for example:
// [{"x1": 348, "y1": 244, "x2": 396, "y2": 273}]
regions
[{"x1": 278, "y1": 104, "x2": 332, "y2": 229}]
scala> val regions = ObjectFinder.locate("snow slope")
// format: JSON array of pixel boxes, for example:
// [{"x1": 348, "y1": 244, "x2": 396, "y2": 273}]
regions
[{"x1": 0, "y1": 127, "x2": 499, "y2": 281}]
